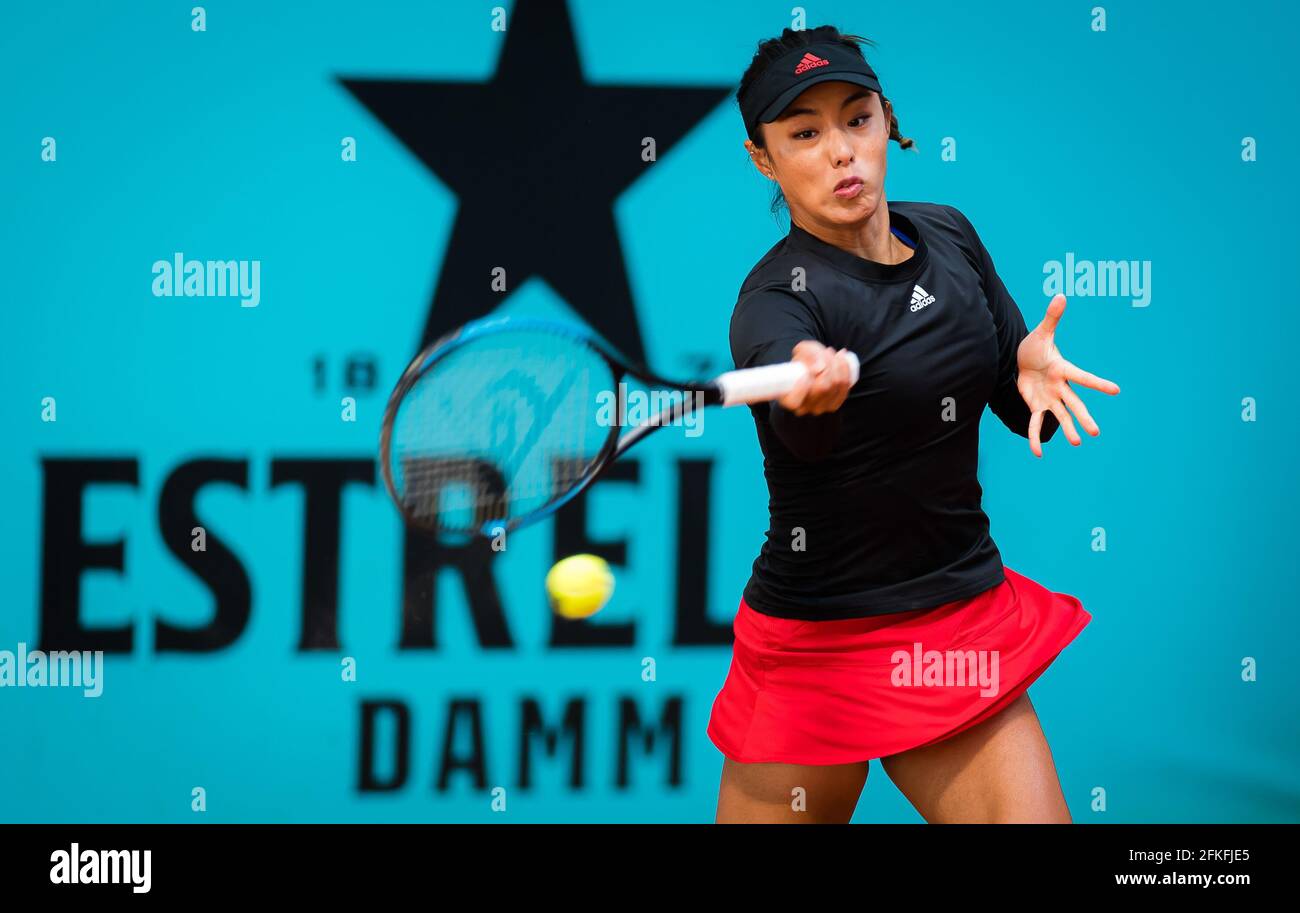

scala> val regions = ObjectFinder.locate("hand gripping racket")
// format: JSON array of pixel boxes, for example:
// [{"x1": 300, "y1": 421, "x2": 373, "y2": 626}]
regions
[{"x1": 379, "y1": 316, "x2": 859, "y2": 538}]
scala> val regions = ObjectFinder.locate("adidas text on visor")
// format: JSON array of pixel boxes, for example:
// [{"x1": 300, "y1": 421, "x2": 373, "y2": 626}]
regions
[{"x1": 740, "y1": 42, "x2": 883, "y2": 138}]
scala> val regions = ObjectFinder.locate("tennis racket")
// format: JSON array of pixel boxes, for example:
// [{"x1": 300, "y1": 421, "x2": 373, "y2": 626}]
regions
[{"x1": 379, "y1": 315, "x2": 859, "y2": 538}]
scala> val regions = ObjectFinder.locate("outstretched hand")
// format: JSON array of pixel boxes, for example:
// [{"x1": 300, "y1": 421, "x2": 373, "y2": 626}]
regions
[{"x1": 1016, "y1": 294, "x2": 1121, "y2": 458}]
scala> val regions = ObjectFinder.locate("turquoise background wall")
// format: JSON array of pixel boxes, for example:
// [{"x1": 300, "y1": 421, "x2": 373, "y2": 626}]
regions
[{"x1": 2, "y1": 0, "x2": 1296, "y2": 822}]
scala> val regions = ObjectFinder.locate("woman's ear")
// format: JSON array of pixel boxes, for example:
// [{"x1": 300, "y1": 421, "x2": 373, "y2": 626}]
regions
[{"x1": 745, "y1": 139, "x2": 776, "y2": 181}]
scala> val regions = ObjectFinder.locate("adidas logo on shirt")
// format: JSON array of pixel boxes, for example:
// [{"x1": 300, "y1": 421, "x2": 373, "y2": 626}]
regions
[
  {"x1": 909, "y1": 284, "x2": 937, "y2": 312},
  {"x1": 794, "y1": 53, "x2": 830, "y2": 75}
]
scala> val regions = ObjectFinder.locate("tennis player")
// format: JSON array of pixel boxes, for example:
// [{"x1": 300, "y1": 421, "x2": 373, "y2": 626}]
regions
[{"x1": 707, "y1": 25, "x2": 1121, "y2": 823}]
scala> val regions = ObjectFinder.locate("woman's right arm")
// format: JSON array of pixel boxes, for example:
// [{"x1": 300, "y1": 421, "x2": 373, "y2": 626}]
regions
[{"x1": 729, "y1": 288, "x2": 856, "y2": 462}]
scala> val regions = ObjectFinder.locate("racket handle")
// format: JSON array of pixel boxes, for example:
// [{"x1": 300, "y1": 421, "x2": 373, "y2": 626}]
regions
[{"x1": 715, "y1": 351, "x2": 860, "y2": 407}]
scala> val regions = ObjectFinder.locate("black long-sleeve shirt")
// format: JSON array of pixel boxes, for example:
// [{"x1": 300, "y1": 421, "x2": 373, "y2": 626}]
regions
[{"x1": 728, "y1": 201, "x2": 1059, "y2": 620}]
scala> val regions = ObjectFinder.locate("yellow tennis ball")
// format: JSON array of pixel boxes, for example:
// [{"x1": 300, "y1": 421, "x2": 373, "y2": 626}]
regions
[{"x1": 546, "y1": 553, "x2": 614, "y2": 618}]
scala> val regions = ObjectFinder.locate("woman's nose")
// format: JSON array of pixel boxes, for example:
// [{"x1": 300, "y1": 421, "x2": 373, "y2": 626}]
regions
[{"x1": 831, "y1": 133, "x2": 854, "y2": 165}]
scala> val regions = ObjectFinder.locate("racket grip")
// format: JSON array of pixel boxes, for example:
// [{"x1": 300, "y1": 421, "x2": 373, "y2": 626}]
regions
[{"x1": 715, "y1": 351, "x2": 860, "y2": 407}]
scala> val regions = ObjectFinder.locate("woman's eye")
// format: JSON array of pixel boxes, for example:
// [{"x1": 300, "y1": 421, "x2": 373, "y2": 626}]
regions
[
  {"x1": 794, "y1": 129, "x2": 816, "y2": 140},
  {"x1": 849, "y1": 113, "x2": 871, "y2": 127}
]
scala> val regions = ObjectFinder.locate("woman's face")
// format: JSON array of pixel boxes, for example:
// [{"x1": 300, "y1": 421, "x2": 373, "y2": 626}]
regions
[{"x1": 746, "y1": 81, "x2": 892, "y2": 227}]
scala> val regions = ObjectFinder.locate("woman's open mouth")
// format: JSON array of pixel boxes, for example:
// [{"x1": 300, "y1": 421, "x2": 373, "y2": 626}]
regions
[{"x1": 833, "y1": 178, "x2": 864, "y2": 199}]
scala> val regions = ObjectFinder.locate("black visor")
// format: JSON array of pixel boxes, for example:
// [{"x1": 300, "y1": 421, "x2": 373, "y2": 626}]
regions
[{"x1": 739, "y1": 41, "x2": 883, "y2": 138}]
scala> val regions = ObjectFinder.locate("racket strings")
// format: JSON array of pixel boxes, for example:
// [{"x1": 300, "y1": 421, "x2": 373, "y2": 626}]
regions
[{"x1": 388, "y1": 330, "x2": 614, "y2": 533}]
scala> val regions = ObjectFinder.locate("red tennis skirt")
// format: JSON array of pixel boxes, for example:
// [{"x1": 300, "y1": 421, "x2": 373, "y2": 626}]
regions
[{"x1": 706, "y1": 565, "x2": 1091, "y2": 765}]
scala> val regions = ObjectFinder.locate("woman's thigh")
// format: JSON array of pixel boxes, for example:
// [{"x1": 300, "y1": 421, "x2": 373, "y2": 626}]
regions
[
  {"x1": 715, "y1": 758, "x2": 869, "y2": 824},
  {"x1": 879, "y1": 692, "x2": 1071, "y2": 823}
]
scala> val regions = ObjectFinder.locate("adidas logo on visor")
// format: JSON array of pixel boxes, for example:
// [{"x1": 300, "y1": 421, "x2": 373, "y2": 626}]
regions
[{"x1": 794, "y1": 53, "x2": 830, "y2": 75}]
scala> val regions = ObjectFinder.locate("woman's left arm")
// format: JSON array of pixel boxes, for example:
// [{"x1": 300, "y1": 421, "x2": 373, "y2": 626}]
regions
[{"x1": 944, "y1": 205, "x2": 1121, "y2": 458}]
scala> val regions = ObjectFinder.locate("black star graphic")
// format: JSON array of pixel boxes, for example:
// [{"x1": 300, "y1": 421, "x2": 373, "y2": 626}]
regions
[{"x1": 340, "y1": 0, "x2": 731, "y2": 363}]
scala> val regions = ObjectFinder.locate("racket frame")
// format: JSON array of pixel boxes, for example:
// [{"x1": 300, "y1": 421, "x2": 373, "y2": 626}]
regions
[{"x1": 378, "y1": 316, "x2": 723, "y2": 537}]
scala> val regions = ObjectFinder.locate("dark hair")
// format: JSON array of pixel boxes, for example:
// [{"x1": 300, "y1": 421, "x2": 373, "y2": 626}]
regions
[{"x1": 737, "y1": 25, "x2": 916, "y2": 218}]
